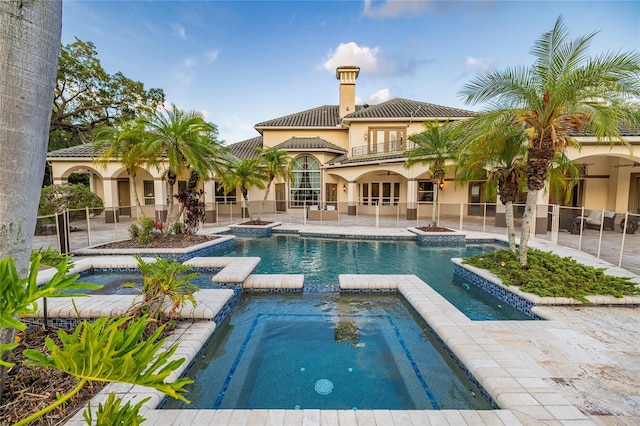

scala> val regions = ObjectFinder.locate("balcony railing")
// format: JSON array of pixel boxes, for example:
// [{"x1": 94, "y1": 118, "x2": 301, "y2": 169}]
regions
[{"x1": 351, "y1": 138, "x2": 415, "y2": 157}]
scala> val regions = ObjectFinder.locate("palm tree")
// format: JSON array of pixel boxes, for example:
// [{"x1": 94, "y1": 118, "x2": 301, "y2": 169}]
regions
[
  {"x1": 220, "y1": 158, "x2": 267, "y2": 221},
  {"x1": 137, "y1": 104, "x2": 224, "y2": 233},
  {"x1": 460, "y1": 15, "x2": 640, "y2": 266},
  {"x1": 93, "y1": 121, "x2": 156, "y2": 219},
  {"x1": 255, "y1": 147, "x2": 294, "y2": 221},
  {"x1": 0, "y1": 0, "x2": 62, "y2": 400},
  {"x1": 405, "y1": 120, "x2": 463, "y2": 226},
  {"x1": 456, "y1": 125, "x2": 528, "y2": 252}
]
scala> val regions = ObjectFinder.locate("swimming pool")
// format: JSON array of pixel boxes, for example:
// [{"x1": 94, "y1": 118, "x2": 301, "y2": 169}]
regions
[
  {"x1": 162, "y1": 292, "x2": 494, "y2": 410},
  {"x1": 219, "y1": 235, "x2": 526, "y2": 321},
  {"x1": 78, "y1": 235, "x2": 527, "y2": 320}
]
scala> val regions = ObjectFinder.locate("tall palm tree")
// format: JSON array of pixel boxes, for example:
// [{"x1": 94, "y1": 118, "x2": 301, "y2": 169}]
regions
[
  {"x1": 460, "y1": 16, "x2": 640, "y2": 266},
  {"x1": 255, "y1": 147, "x2": 294, "y2": 221},
  {"x1": 0, "y1": 0, "x2": 62, "y2": 399},
  {"x1": 137, "y1": 104, "x2": 224, "y2": 233},
  {"x1": 221, "y1": 158, "x2": 267, "y2": 221},
  {"x1": 405, "y1": 120, "x2": 463, "y2": 226},
  {"x1": 93, "y1": 121, "x2": 156, "y2": 219},
  {"x1": 456, "y1": 125, "x2": 528, "y2": 252}
]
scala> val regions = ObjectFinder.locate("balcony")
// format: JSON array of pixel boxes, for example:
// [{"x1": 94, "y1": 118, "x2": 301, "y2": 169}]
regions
[{"x1": 351, "y1": 138, "x2": 415, "y2": 157}]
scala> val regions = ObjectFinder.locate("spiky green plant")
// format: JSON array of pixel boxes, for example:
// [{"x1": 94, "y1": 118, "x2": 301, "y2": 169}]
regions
[{"x1": 84, "y1": 393, "x2": 150, "y2": 426}]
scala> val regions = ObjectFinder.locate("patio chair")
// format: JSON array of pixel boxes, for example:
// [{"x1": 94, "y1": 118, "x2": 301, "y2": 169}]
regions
[{"x1": 568, "y1": 210, "x2": 616, "y2": 234}]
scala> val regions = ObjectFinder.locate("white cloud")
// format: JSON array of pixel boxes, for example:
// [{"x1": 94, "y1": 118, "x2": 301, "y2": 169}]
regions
[
  {"x1": 466, "y1": 56, "x2": 491, "y2": 71},
  {"x1": 362, "y1": 0, "x2": 436, "y2": 19},
  {"x1": 322, "y1": 42, "x2": 382, "y2": 75},
  {"x1": 359, "y1": 88, "x2": 390, "y2": 105},
  {"x1": 171, "y1": 23, "x2": 187, "y2": 40},
  {"x1": 205, "y1": 50, "x2": 220, "y2": 63},
  {"x1": 184, "y1": 58, "x2": 198, "y2": 68}
]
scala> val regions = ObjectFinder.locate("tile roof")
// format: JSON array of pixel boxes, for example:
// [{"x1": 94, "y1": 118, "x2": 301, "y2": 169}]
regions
[
  {"x1": 274, "y1": 137, "x2": 346, "y2": 153},
  {"x1": 344, "y1": 98, "x2": 475, "y2": 120},
  {"x1": 225, "y1": 136, "x2": 263, "y2": 160},
  {"x1": 47, "y1": 143, "x2": 107, "y2": 158},
  {"x1": 253, "y1": 99, "x2": 475, "y2": 129},
  {"x1": 255, "y1": 105, "x2": 345, "y2": 128},
  {"x1": 325, "y1": 152, "x2": 407, "y2": 166}
]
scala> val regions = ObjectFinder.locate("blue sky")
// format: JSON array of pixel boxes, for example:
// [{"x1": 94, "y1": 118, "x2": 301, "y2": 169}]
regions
[{"x1": 62, "y1": 0, "x2": 640, "y2": 145}]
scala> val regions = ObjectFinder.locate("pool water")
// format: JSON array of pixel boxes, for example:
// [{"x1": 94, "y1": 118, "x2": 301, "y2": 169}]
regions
[
  {"x1": 162, "y1": 292, "x2": 494, "y2": 410},
  {"x1": 220, "y1": 235, "x2": 526, "y2": 321}
]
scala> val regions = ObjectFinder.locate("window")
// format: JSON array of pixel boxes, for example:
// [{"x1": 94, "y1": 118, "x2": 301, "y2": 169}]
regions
[
  {"x1": 143, "y1": 181, "x2": 155, "y2": 206},
  {"x1": 214, "y1": 181, "x2": 236, "y2": 204},
  {"x1": 367, "y1": 127, "x2": 406, "y2": 154},
  {"x1": 393, "y1": 182, "x2": 400, "y2": 205},
  {"x1": 418, "y1": 181, "x2": 434, "y2": 202},
  {"x1": 290, "y1": 156, "x2": 321, "y2": 207},
  {"x1": 360, "y1": 182, "x2": 401, "y2": 206}
]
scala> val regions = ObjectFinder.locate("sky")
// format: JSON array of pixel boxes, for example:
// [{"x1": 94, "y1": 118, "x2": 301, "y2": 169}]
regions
[{"x1": 61, "y1": 0, "x2": 640, "y2": 145}]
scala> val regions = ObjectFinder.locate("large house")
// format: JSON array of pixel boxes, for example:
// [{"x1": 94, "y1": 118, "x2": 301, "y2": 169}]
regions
[{"x1": 47, "y1": 66, "x2": 640, "y2": 233}]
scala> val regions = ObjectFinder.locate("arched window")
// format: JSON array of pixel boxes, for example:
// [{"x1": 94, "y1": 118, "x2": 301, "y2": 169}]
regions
[{"x1": 290, "y1": 155, "x2": 320, "y2": 207}]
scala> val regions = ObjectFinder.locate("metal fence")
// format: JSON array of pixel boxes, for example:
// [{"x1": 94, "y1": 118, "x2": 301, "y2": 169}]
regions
[{"x1": 32, "y1": 202, "x2": 640, "y2": 276}]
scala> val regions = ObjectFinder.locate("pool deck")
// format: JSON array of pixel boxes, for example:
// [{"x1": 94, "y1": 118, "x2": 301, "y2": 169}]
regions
[{"x1": 42, "y1": 225, "x2": 640, "y2": 425}]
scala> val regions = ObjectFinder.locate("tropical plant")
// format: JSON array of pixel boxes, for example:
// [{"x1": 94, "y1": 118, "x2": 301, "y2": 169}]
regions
[
  {"x1": 127, "y1": 256, "x2": 199, "y2": 322},
  {"x1": 137, "y1": 104, "x2": 225, "y2": 234},
  {"x1": 460, "y1": 15, "x2": 640, "y2": 266},
  {"x1": 0, "y1": 0, "x2": 62, "y2": 397},
  {"x1": 456, "y1": 124, "x2": 528, "y2": 251},
  {"x1": 31, "y1": 246, "x2": 73, "y2": 268},
  {"x1": 38, "y1": 182, "x2": 104, "y2": 216},
  {"x1": 255, "y1": 147, "x2": 294, "y2": 221},
  {"x1": 221, "y1": 157, "x2": 268, "y2": 221},
  {"x1": 93, "y1": 120, "x2": 156, "y2": 218},
  {"x1": 84, "y1": 392, "x2": 150, "y2": 426},
  {"x1": 0, "y1": 253, "x2": 100, "y2": 408},
  {"x1": 405, "y1": 120, "x2": 463, "y2": 226},
  {"x1": 19, "y1": 315, "x2": 192, "y2": 426}
]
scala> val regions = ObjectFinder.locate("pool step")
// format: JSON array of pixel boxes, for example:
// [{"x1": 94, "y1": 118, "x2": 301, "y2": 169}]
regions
[
  {"x1": 339, "y1": 274, "x2": 406, "y2": 290},
  {"x1": 244, "y1": 274, "x2": 304, "y2": 290},
  {"x1": 186, "y1": 256, "x2": 261, "y2": 284}
]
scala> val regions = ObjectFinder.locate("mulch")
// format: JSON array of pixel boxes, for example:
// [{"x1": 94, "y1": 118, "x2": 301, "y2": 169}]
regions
[
  {"x1": 0, "y1": 327, "x2": 106, "y2": 425},
  {"x1": 95, "y1": 233, "x2": 218, "y2": 249},
  {"x1": 416, "y1": 226, "x2": 454, "y2": 232}
]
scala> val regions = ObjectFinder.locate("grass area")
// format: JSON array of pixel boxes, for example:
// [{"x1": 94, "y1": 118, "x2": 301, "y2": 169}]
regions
[{"x1": 463, "y1": 248, "x2": 640, "y2": 304}]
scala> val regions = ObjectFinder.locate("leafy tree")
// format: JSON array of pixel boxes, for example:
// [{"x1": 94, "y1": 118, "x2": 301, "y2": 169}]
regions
[
  {"x1": 49, "y1": 39, "x2": 165, "y2": 150},
  {"x1": 38, "y1": 182, "x2": 104, "y2": 215},
  {"x1": 93, "y1": 120, "x2": 156, "y2": 218},
  {"x1": 221, "y1": 157, "x2": 267, "y2": 221},
  {"x1": 405, "y1": 120, "x2": 463, "y2": 226},
  {"x1": 137, "y1": 104, "x2": 225, "y2": 234},
  {"x1": 456, "y1": 124, "x2": 528, "y2": 252},
  {"x1": 0, "y1": 0, "x2": 62, "y2": 398},
  {"x1": 460, "y1": 16, "x2": 640, "y2": 266},
  {"x1": 255, "y1": 147, "x2": 294, "y2": 221}
]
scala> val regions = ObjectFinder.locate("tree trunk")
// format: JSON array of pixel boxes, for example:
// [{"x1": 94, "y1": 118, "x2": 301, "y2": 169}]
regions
[
  {"x1": 0, "y1": 0, "x2": 62, "y2": 400},
  {"x1": 129, "y1": 170, "x2": 145, "y2": 219},
  {"x1": 164, "y1": 180, "x2": 175, "y2": 235},
  {"x1": 431, "y1": 188, "x2": 438, "y2": 226},
  {"x1": 258, "y1": 177, "x2": 274, "y2": 222},
  {"x1": 504, "y1": 201, "x2": 517, "y2": 253},
  {"x1": 519, "y1": 189, "x2": 538, "y2": 266},
  {"x1": 243, "y1": 189, "x2": 252, "y2": 221}
]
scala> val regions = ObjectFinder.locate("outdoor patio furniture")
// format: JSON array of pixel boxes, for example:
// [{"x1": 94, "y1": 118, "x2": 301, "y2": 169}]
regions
[
  {"x1": 307, "y1": 205, "x2": 338, "y2": 221},
  {"x1": 620, "y1": 216, "x2": 638, "y2": 234},
  {"x1": 568, "y1": 210, "x2": 616, "y2": 234}
]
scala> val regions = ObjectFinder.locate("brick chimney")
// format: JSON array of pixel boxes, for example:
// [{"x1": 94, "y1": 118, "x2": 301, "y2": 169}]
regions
[{"x1": 336, "y1": 66, "x2": 360, "y2": 118}]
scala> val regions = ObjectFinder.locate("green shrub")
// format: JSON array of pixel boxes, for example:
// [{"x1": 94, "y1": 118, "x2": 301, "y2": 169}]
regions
[
  {"x1": 132, "y1": 217, "x2": 157, "y2": 245},
  {"x1": 463, "y1": 248, "x2": 640, "y2": 303},
  {"x1": 38, "y1": 183, "x2": 104, "y2": 216}
]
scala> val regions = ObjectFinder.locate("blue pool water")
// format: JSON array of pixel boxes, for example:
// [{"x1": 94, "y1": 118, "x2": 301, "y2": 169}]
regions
[
  {"x1": 162, "y1": 292, "x2": 494, "y2": 410},
  {"x1": 219, "y1": 235, "x2": 526, "y2": 321},
  {"x1": 79, "y1": 235, "x2": 527, "y2": 320}
]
